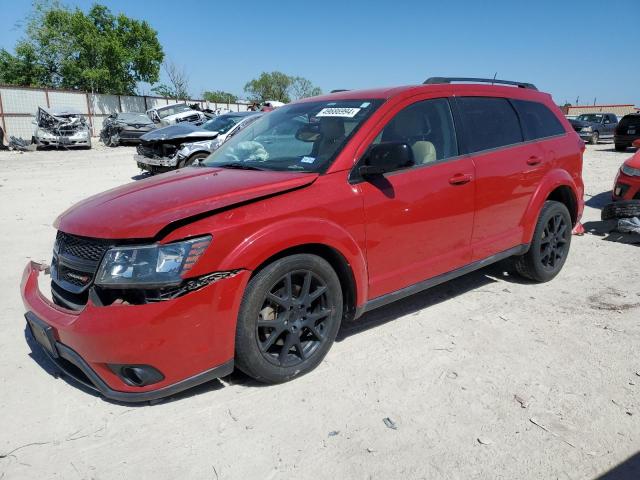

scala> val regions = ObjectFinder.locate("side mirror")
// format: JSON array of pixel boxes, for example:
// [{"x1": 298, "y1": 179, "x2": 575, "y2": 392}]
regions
[
  {"x1": 632, "y1": 139, "x2": 640, "y2": 148},
  {"x1": 359, "y1": 142, "x2": 414, "y2": 177}
]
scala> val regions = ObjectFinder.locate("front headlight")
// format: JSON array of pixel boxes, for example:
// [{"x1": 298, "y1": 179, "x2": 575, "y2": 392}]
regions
[
  {"x1": 621, "y1": 164, "x2": 640, "y2": 177},
  {"x1": 95, "y1": 236, "x2": 211, "y2": 288},
  {"x1": 581, "y1": 126, "x2": 593, "y2": 132}
]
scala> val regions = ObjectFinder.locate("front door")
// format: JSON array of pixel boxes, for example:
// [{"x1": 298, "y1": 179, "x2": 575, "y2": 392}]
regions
[{"x1": 356, "y1": 98, "x2": 475, "y2": 300}]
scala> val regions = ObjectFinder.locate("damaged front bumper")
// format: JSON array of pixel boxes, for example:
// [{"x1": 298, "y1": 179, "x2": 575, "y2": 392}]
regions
[
  {"x1": 134, "y1": 153, "x2": 179, "y2": 170},
  {"x1": 21, "y1": 261, "x2": 249, "y2": 402},
  {"x1": 35, "y1": 132, "x2": 91, "y2": 147}
]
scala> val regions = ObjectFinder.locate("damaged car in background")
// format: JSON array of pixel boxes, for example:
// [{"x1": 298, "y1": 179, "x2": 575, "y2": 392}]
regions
[
  {"x1": 32, "y1": 107, "x2": 91, "y2": 149},
  {"x1": 146, "y1": 103, "x2": 207, "y2": 127},
  {"x1": 100, "y1": 112, "x2": 157, "y2": 147},
  {"x1": 135, "y1": 112, "x2": 262, "y2": 173}
]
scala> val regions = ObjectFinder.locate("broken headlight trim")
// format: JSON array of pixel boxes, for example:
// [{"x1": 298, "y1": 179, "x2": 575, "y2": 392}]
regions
[
  {"x1": 621, "y1": 164, "x2": 640, "y2": 177},
  {"x1": 95, "y1": 236, "x2": 211, "y2": 288}
]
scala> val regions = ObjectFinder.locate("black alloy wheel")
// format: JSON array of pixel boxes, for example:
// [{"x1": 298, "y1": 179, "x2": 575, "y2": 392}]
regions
[
  {"x1": 235, "y1": 254, "x2": 343, "y2": 383},
  {"x1": 257, "y1": 270, "x2": 331, "y2": 367},
  {"x1": 514, "y1": 201, "x2": 572, "y2": 282},
  {"x1": 538, "y1": 213, "x2": 569, "y2": 271}
]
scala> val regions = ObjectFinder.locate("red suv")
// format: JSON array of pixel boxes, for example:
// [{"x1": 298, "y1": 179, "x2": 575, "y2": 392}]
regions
[{"x1": 21, "y1": 77, "x2": 584, "y2": 402}]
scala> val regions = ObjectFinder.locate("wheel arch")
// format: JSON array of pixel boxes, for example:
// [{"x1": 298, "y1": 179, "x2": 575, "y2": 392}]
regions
[
  {"x1": 215, "y1": 217, "x2": 369, "y2": 316},
  {"x1": 521, "y1": 169, "x2": 581, "y2": 243},
  {"x1": 250, "y1": 243, "x2": 359, "y2": 322}
]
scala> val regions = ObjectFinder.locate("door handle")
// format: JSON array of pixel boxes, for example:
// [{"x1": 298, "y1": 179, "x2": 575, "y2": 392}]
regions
[
  {"x1": 526, "y1": 156, "x2": 543, "y2": 166},
  {"x1": 448, "y1": 173, "x2": 473, "y2": 185}
]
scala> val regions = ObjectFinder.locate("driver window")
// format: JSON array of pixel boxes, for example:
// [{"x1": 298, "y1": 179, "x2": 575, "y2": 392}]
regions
[{"x1": 372, "y1": 98, "x2": 458, "y2": 165}]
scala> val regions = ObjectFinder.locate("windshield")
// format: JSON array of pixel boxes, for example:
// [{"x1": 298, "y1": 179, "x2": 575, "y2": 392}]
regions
[
  {"x1": 203, "y1": 115, "x2": 247, "y2": 134},
  {"x1": 577, "y1": 114, "x2": 603, "y2": 123},
  {"x1": 156, "y1": 104, "x2": 191, "y2": 119},
  {"x1": 118, "y1": 113, "x2": 153, "y2": 124},
  {"x1": 202, "y1": 99, "x2": 382, "y2": 173}
]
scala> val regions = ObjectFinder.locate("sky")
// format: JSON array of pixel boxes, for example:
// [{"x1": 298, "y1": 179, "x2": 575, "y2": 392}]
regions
[{"x1": 0, "y1": 0, "x2": 638, "y2": 106}]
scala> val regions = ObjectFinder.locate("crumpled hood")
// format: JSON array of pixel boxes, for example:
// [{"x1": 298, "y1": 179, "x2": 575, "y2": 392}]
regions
[
  {"x1": 569, "y1": 119, "x2": 595, "y2": 128},
  {"x1": 140, "y1": 123, "x2": 218, "y2": 142},
  {"x1": 55, "y1": 168, "x2": 318, "y2": 239}
]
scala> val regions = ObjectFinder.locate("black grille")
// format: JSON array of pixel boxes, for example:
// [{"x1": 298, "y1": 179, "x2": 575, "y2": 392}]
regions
[
  {"x1": 56, "y1": 231, "x2": 110, "y2": 262},
  {"x1": 52, "y1": 231, "x2": 115, "y2": 310},
  {"x1": 59, "y1": 265, "x2": 92, "y2": 287},
  {"x1": 137, "y1": 142, "x2": 178, "y2": 159}
]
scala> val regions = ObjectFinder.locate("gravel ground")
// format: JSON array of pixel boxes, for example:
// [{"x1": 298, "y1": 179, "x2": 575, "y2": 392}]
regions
[{"x1": 0, "y1": 142, "x2": 638, "y2": 480}]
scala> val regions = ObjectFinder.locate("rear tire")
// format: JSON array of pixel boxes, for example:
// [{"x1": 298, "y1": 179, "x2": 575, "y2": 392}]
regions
[
  {"x1": 235, "y1": 254, "x2": 343, "y2": 384},
  {"x1": 514, "y1": 201, "x2": 572, "y2": 283},
  {"x1": 615, "y1": 143, "x2": 628, "y2": 152},
  {"x1": 602, "y1": 200, "x2": 640, "y2": 220},
  {"x1": 589, "y1": 132, "x2": 599, "y2": 145}
]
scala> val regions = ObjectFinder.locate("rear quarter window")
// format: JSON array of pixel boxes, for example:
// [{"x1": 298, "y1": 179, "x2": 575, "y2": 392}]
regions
[
  {"x1": 511, "y1": 99, "x2": 565, "y2": 140},
  {"x1": 457, "y1": 97, "x2": 523, "y2": 153},
  {"x1": 619, "y1": 115, "x2": 640, "y2": 128}
]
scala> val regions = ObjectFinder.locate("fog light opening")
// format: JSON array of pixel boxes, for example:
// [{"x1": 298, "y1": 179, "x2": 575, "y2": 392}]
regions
[{"x1": 109, "y1": 364, "x2": 165, "y2": 387}]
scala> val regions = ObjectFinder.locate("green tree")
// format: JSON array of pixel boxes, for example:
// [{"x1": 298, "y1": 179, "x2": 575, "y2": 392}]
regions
[
  {"x1": 244, "y1": 71, "x2": 293, "y2": 103},
  {"x1": 0, "y1": 2, "x2": 164, "y2": 94},
  {"x1": 290, "y1": 76, "x2": 322, "y2": 100},
  {"x1": 244, "y1": 72, "x2": 322, "y2": 103},
  {"x1": 203, "y1": 90, "x2": 238, "y2": 103}
]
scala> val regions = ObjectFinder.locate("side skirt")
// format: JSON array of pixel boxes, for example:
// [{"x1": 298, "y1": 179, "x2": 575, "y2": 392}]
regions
[{"x1": 357, "y1": 244, "x2": 529, "y2": 317}]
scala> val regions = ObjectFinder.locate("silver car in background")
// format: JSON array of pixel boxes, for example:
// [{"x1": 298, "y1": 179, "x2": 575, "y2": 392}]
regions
[{"x1": 135, "y1": 112, "x2": 263, "y2": 173}]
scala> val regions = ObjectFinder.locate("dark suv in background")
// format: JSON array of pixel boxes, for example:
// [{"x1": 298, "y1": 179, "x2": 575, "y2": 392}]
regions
[
  {"x1": 569, "y1": 113, "x2": 618, "y2": 144},
  {"x1": 615, "y1": 113, "x2": 640, "y2": 151}
]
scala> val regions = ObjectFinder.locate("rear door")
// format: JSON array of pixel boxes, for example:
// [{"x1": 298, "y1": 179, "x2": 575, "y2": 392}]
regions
[
  {"x1": 454, "y1": 96, "x2": 553, "y2": 260},
  {"x1": 356, "y1": 97, "x2": 475, "y2": 299}
]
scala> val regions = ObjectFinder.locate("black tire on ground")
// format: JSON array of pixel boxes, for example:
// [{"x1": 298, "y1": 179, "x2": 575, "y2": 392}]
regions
[
  {"x1": 178, "y1": 152, "x2": 209, "y2": 168},
  {"x1": 589, "y1": 131, "x2": 599, "y2": 145},
  {"x1": 235, "y1": 254, "x2": 343, "y2": 384},
  {"x1": 615, "y1": 143, "x2": 628, "y2": 152},
  {"x1": 514, "y1": 201, "x2": 572, "y2": 283},
  {"x1": 601, "y1": 200, "x2": 640, "y2": 220}
]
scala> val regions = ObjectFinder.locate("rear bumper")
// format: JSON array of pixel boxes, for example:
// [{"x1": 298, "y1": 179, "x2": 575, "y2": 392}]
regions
[
  {"x1": 21, "y1": 261, "x2": 248, "y2": 402},
  {"x1": 614, "y1": 134, "x2": 639, "y2": 145}
]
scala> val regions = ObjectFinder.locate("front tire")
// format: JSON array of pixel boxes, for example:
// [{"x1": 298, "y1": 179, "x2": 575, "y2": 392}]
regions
[
  {"x1": 178, "y1": 152, "x2": 209, "y2": 168},
  {"x1": 514, "y1": 201, "x2": 572, "y2": 282},
  {"x1": 235, "y1": 254, "x2": 343, "y2": 383},
  {"x1": 589, "y1": 131, "x2": 599, "y2": 145}
]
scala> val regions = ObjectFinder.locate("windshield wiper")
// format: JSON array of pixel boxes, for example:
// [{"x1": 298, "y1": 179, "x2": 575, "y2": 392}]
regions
[{"x1": 215, "y1": 162, "x2": 266, "y2": 171}]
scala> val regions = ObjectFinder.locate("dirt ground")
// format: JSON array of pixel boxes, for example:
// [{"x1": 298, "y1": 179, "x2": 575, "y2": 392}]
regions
[{"x1": 0, "y1": 142, "x2": 638, "y2": 480}]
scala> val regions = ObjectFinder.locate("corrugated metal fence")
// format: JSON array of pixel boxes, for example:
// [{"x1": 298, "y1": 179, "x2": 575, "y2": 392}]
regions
[{"x1": 0, "y1": 85, "x2": 249, "y2": 140}]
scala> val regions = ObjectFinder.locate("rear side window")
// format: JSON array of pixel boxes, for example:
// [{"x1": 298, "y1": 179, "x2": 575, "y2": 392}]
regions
[
  {"x1": 619, "y1": 115, "x2": 640, "y2": 128},
  {"x1": 511, "y1": 100, "x2": 565, "y2": 140},
  {"x1": 457, "y1": 97, "x2": 523, "y2": 153}
]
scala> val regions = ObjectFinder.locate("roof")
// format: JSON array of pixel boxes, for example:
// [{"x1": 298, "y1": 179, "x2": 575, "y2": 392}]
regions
[{"x1": 298, "y1": 83, "x2": 551, "y2": 104}]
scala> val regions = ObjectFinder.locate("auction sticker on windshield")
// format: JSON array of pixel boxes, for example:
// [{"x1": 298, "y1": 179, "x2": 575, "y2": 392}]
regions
[{"x1": 316, "y1": 107, "x2": 361, "y2": 118}]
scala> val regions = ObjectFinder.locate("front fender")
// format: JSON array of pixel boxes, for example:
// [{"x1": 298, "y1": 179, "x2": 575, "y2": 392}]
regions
[
  {"x1": 521, "y1": 168, "x2": 583, "y2": 243},
  {"x1": 219, "y1": 217, "x2": 369, "y2": 306}
]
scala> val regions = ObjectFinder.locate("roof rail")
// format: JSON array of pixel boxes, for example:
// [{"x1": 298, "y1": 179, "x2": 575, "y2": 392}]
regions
[
  {"x1": 423, "y1": 77, "x2": 537, "y2": 90},
  {"x1": 330, "y1": 89, "x2": 350, "y2": 93}
]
